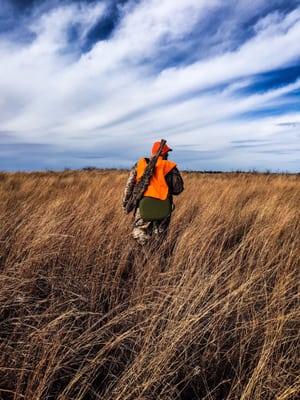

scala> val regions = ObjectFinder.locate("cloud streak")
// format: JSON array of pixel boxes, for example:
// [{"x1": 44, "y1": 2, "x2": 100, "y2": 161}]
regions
[{"x1": 0, "y1": 0, "x2": 300, "y2": 171}]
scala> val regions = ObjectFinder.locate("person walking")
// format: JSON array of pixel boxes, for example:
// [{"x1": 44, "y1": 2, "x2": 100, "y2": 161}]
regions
[{"x1": 122, "y1": 140, "x2": 184, "y2": 245}]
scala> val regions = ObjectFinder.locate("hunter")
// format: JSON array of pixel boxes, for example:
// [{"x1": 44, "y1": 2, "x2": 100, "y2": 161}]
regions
[{"x1": 122, "y1": 140, "x2": 184, "y2": 245}]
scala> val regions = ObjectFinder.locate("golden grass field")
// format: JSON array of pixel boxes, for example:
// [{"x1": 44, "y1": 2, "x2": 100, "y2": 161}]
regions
[{"x1": 0, "y1": 170, "x2": 299, "y2": 400}]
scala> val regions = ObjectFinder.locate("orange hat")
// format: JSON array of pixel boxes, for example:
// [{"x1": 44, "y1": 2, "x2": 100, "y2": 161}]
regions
[{"x1": 151, "y1": 141, "x2": 172, "y2": 156}]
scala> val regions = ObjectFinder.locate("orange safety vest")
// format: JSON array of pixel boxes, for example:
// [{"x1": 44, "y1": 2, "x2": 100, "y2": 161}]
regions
[{"x1": 136, "y1": 156, "x2": 176, "y2": 200}]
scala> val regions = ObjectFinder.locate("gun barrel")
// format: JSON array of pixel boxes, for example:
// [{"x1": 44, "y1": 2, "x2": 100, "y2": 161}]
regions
[{"x1": 125, "y1": 139, "x2": 168, "y2": 214}]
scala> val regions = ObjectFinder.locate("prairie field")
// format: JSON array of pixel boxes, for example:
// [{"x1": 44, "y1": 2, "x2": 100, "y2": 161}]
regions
[{"x1": 0, "y1": 170, "x2": 299, "y2": 400}]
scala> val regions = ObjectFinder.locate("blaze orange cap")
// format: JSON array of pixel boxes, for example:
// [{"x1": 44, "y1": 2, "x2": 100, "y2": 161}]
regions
[{"x1": 151, "y1": 141, "x2": 172, "y2": 156}]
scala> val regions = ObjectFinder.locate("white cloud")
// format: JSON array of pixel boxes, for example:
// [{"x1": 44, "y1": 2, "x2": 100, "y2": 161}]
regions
[{"x1": 0, "y1": 0, "x2": 300, "y2": 171}]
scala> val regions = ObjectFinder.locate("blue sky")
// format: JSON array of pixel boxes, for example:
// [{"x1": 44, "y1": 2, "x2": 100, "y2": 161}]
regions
[{"x1": 0, "y1": 0, "x2": 300, "y2": 171}]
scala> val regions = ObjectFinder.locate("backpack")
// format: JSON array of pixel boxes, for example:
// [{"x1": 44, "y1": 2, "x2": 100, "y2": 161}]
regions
[{"x1": 139, "y1": 196, "x2": 172, "y2": 221}]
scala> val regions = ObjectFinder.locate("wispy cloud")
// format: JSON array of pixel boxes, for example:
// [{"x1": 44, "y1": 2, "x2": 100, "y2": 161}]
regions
[{"x1": 0, "y1": 0, "x2": 300, "y2": 171}]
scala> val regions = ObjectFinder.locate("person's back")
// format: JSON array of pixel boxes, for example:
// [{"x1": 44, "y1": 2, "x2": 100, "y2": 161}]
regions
[{"x1": 122, "y1": 141, "x2": 184, "y2": 245}]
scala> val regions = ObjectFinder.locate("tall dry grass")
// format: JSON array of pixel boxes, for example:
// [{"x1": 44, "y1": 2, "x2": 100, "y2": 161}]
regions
[{"x1": 0, "y1": 170, "x2": 299, "y2": 400}]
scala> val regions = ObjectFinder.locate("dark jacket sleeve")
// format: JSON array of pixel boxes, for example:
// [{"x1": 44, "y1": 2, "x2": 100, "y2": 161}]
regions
[{"x1": 165, "y1": 167, "x2": 184, "y2": 196}]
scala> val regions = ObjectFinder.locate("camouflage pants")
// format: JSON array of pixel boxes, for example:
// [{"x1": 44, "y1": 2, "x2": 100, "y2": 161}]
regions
[{"x1": 132, "y1": 208, "x2": 171, "y2": 245}]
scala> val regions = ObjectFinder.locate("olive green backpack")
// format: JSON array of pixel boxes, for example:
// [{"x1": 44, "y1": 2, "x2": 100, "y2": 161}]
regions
[{"x1": 139, "y1": 197, "x2": 172, "y2": 221}]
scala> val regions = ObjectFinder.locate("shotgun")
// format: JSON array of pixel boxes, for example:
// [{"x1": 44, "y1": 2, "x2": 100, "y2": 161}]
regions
[{"x1": 125, "y1": 139, "x2": 167, "y2": 214}]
